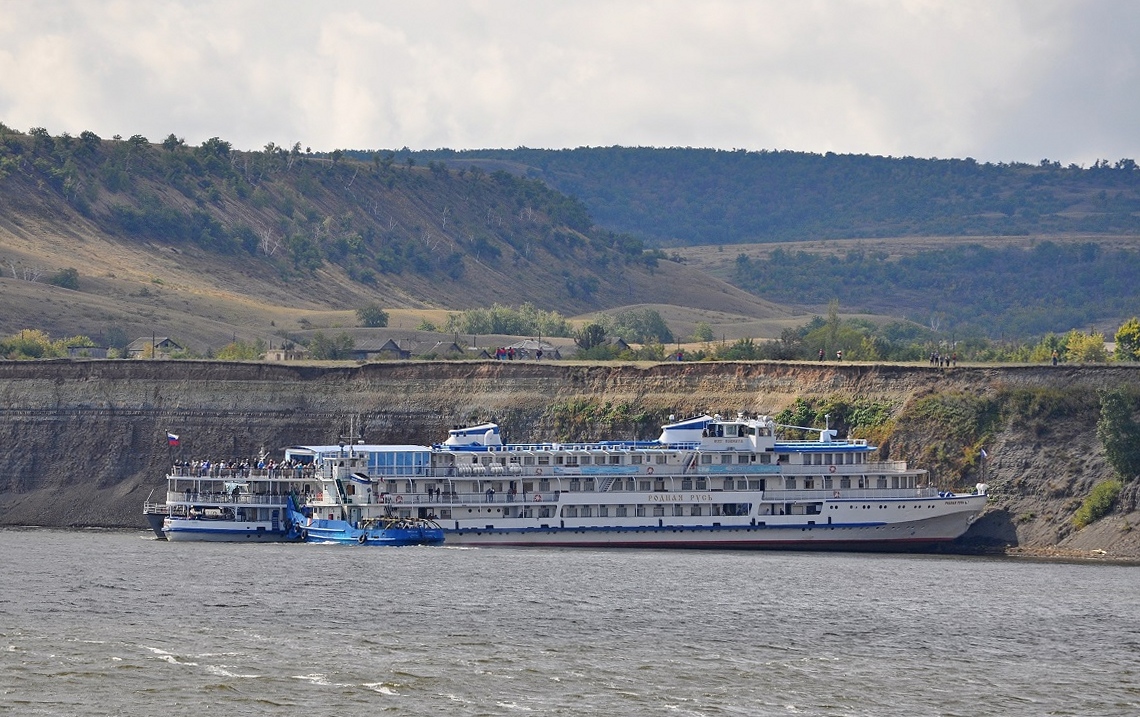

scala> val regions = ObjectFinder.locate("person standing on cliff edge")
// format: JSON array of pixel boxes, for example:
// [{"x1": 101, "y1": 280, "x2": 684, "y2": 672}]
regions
[{"x1": 836, "y1": 350, "x2": 842, "y2": 361}]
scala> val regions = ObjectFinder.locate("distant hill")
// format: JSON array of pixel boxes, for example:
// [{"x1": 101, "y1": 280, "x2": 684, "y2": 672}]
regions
[
  {"x1": 0, "y1": 127, "x2": 796, "y2": 351},
  {"x1": 390, "y1": 147, "x2": 1140, "y2": 245}
]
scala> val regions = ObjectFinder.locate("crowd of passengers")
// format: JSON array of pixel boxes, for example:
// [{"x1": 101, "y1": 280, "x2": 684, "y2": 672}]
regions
[{"x1": 170, "y1": 458, "x2": 316, "y2": 479}]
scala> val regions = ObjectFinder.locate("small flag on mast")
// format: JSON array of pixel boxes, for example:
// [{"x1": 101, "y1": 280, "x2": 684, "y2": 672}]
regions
[{"x1": 167, "y1": 432, "x2": 180, "y2": 447}]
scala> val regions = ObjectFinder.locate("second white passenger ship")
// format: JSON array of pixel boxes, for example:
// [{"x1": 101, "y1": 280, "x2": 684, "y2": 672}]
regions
[{"x1": 289, "y1": 413, "x2": 987, "y2": 550}]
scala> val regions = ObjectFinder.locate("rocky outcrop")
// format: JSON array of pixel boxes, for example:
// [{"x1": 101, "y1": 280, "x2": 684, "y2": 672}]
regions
[{"x1": 1, "y1": 359, "x2": 1137, "y2": 558}]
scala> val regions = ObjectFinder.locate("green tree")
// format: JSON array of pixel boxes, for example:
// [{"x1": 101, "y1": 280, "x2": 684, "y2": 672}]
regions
[
  {"x1": 1097, "y1": 389, "x2": 1140, "y2": 480},
  {"x1": 692, "y1": 321, "x2": 714, "y2": 342},
  {"x1": 356, "y1": 303, "x2": 390, "y2": 328},
  {"x1": 1114, "y1": 317, "x2": 1140, "y2": 361},
  {"x1": 1073, "y1": 480, "x2": 1123, "y2": 528},
  {"x1": 1064, "y1": 330, "x2": 1108, "y2": 362},
  {"x1": 575, "y1": 323, "x2": 607, "y2": 350},
  {"x1": 45, "y1": 267, "x2": 79, "y2": 290},
  {"x1": 308, "y1": 331, "x2": 355, "y2": 360}
]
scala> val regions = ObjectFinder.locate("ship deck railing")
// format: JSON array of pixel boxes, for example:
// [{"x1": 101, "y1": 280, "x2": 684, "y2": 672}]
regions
[
  {"x1": 165, "y1": 491, "x2": 297, "y2": 505},
  {"x1": 167, "y1": 466, "x2": 319, "y2": 480},
  {"x1": 316, "y1": 486, "x2": 969, "y2": 508}
]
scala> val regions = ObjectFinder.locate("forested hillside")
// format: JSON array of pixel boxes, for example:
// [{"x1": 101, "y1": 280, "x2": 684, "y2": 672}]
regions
[{"x1": 394, "y1": 146, "x2": 1140, "y2": 245}]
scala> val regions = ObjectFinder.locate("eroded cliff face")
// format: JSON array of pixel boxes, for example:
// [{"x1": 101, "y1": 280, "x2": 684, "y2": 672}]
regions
[{"x1": 1, "y1": 360, "x2": 1137, "y2": 557}]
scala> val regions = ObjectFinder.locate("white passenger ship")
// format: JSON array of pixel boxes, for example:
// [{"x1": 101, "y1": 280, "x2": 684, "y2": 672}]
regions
[{"x1": 289, "y1": 414, "x2": 987, "y2": 551}]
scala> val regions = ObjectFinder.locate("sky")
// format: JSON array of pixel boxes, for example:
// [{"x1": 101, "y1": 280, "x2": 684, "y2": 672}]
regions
[{"x1": 1, "y1": 0, "x2": 1138, "y2": 166}]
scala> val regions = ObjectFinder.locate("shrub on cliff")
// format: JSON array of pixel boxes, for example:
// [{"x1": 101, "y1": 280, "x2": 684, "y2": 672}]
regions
[
  {"x1": 1073, "y1": 480, "x2": 1122, "y2": 528},
  {"x1": 1097, "y1": 389, "x2": 1140, "y2": 480}
]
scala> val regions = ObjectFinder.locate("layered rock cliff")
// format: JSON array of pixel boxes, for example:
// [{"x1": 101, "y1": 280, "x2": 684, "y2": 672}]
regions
[{"x1": 1, "y1": 359, "x2": 1137, "y2": 558}]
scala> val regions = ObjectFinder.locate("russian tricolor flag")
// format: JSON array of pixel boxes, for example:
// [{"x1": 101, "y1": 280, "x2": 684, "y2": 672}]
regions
[{"x1": 167, "y1": 432, "x2": 180, "y2": 447}]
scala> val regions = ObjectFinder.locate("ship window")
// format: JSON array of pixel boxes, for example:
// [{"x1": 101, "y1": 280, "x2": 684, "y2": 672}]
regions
[
  {"x1": 581, "y1": 506, "x2": 592, "y2": 517},
  {"x1": 892, "y1": 477, "x2": 899, "y2": 489},
  {"x1": 804, "y1": 478, "x2": 814, "y2": 490},
  {"x1": 639, "y1": 480, "x2": 651, "y2": 491},
  {"x1": 701, "y1": 455, "x2": 713, "y2": 464},
  {"x1": 737, "y1": 480, "x2": 748, "y2": 490},
  {"x1": 584, "y1": 479, "x2": 595, "y2": 491},
  {"x1": 565, "y1": 456, "x2": 578, "y2": 466},
  {"x1": 440, "y1": 509, "x2": 452, "y2": 519},
  {"x1": 718, "y1": 455, "x2": 730, "y2": 464},
  {"x1": 824, "y1": 477, "x2": 833, "y2": 489},
  {"x1": 877, "y1": 476, "x2": 888, "y2": 488},
  {"x1": 656, "y1": 455, "x2": 668, "y2": 465},
  {"x1": 673, "y1": 504, "x2": 684, "y2": 516},
  {"x1": 784, "y1": 478, "x2": 796, "y2": 489},
  {"x1": 631, "y1": 455, "x2": 643, "y2": 464},
  {"x1": 616, "y1": 505, "x2": 627, "y2": 517},
  {"x1": 749, "y1": 480, "x2": 761, "y2": 490},
  {"x1": 599, "y1": 506, "x2": 609, "y2": 517},
  {"x1": 538, "y1": 456, "x2": 550, "y2": 465},
  {"x1": 812, "y1": 454, "x2": 822, "y2": 465},
  {"x1": 609, "y1": 455, "x2": 621, "y2": 465},
  {"x1": 564, "y1": 506, "x2": 578, "y2": 517},
  {"x1": 840, "y1": 477, "x2": 851, "y2": 489},
  {"x1": 625, "y1": 479, "x2": 636, "y2": 490},
  {"x1": 682, "y1": 479, "x2": 693, "y2": 490},
  {"x1": 696, "y1": 478, "x2": 707, "y2": 490},
  {"x1": 654, "y1": 480, "x2": 665, "y2": 491},
  {"x1": 777, "y1": 454, "x2": 790, "y2": 464},
  {"x1": 653, "y1": 506, "x2": 665, "y2": 517},
  {"x1": 569, "y1": 479, "x2": 580, "y2": 491},
  {"x1": 690, "y1": 505, "x2": 702, "y2": 516},
  {"x1": 539, "y1": 480, "x2": 550, "y2": 491},
  {"x1": 723, "y1": 478, "x2": 734, "y2": 490},
  {"x1": 825, "y1": 454, "x2": 833, "y2": 465},
  {"x1": 858, "y1": 476, "x2": 866, "y2": 489},
  {"x1": 635, "y1": 505, "x2": 646, "y2": 517},
  {"x1": 760, "y1": 454, "x2": 771, "y2": 464},
  {"x1": 524, "y1": 456, "x2": 535, "y2": 466},
  {"x1": 738, "y1": 455, "x2": 749, "y2": 464},
  {"x1": 594, "y1": 456, "x2": 606, "y2": 465}
]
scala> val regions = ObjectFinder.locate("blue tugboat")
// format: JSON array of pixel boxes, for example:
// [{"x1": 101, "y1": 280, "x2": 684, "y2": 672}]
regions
[{"x1": 300, "y1": 515, "x2": 445, "y2": 546}]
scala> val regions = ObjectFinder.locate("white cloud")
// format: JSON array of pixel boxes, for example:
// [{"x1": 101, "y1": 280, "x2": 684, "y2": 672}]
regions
[{"x1": 0, "y1": 0, "x2": 1137, "y2": 165}]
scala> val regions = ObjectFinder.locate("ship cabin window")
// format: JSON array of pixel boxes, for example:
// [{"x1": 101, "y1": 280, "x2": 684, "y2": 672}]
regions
[
  {"x1": 722, "y1": 478, "x2": 734, "y2": 490},
  {"x1": 581, "y1": 506, "x2": 593, "y2": 517},
  {"x1": 720, "y1": 455, "x2": 732, "y2": 464},
  {"x1": 673, "y1": 504, "x2": 684, "y2": 516},
  {"x1": 877, "y1": 476, "x2": 888, "y2": 489},
  {"x1": 691, "y1": 505, "x2": 703, "y2": 516},
  {"x1": 654, "y1": 480, "x2": 665, "y2": 491},
  {"x1": 523, "y1": 507, "x2": 533, "y2": 518},
  {"x1": 701, "y1": 454, "x2": 713, "y2": 465},
  {"x1": 598, "y1": 506, "x2": 609, "y2": 517},
  {"x1": 537, "y1": 456, "x2": 550, "y2": 466},
  {"x1": 840, "y1": 477, "x2": 851, "y2": 489},
  {"x1": 346, "y1": 484, "x2": 356, "y2": 495},
  {"x1": 824, "y1": 454, "x2": 833, "y2": 465},
  {"x1": 804, "y1": 478, "x2": 814, "y2": 490},
  {"x1": 812, "y1": 454, "x2": 822, "y2": 465},
  {"x1": 440, "y1": 509, "x2": 452, "y2": 519},
  {"x1": 759, "y1": 454, "x2": 771, "y2": 464},
  {"x1": 631, "y1": 455, "x2": 643, "y2": 464},
  {"x1": 696, "y1": 478, "x2": 707, "y2": 490},
  {"x1": 584, "y1": 479, "x2": 595, "y2": 491},
  {"x1": 739, "y1": 455, "x2": 750, "y2": 464},
  {"x1": 777, "y1": 453, "x2": 790, "y2": 464},
  {"x1": 539, "y1": 507, "x2": 552, "y2": 518},
  {"x1": 635, "y1": 505, "x2": 646, "y2": 517},
  {"x1": 858, "y1": 476, "x2": 867, "y2": 489},
  {"x1": 609, "y1": 455, "x2": 621, "y2": 465},
  {"x1": 656, "y1": 454, "x2": 668, "y2": 465},
  {"x1": 682, "y1": 479, "x2": 693, "y2": 490},
  {"x1": 653, "y1": 505, "x2": 665, "y2": 517},
  {"x1": 892, "y1": 476, "x2": 899, "y2": 489},
  {"x1": 564, "y1": 456, "x2": 578, "y2": 467},
  {"x1": 785, "y1": 477, "x2": 797, "y2": 489},
  {"x1": 524, "y1": 456, "x2": 535, "y2": 466},
  {"x1": 616, "y1": 505, "x2": 628, "y2": 517},
  {"x1": 594, "y1": 455, "x2": 606, "y2": 465},
  {"x1": 749, "y1": 479, "x2": 762, "y2": 490},
  {"x1": 824, "y1": 477, "x2": 833, "y2": 490},
  {"x1": 569, "y1": 479, "x2": 580, "y2": 491},
  {"x1": 539, "y1": 480, "x2": 550, "y2": 491},
  {"x1": 737, "y1": 480, "x2": 748, "y2": 490},
  {"x1": 563, "y1": 506, "x2": 578, "y2": 517},
  {"x1": 639, "y1": 480, "x2": 651, "y2": 491}
]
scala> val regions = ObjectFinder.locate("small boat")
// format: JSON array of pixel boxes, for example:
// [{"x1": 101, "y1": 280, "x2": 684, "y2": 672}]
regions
[{"x1": 300, "y1": 516, "x2": 445, "y2": 546}]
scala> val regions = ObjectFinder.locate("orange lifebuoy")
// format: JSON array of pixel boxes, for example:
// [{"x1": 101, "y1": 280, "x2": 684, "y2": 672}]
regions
[
  {"x1": 829, "y1": 465, "x2": 836, "y2": 473},
  {"x1": 395, "y1": 495, "x2": 403, "y2": 503},
  {"x1": 534, "y1": 495, "x2": 542, "y2": 502},
  {"x1": 535, "y1": 468, "x2": 543, "y2": 475},
  {"x1": 647, "y1": 466, "x2": 654, "y2": 475}
]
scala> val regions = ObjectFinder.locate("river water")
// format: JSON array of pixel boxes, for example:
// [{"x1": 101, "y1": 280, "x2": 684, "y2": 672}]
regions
[{"x1": 1, "y1": 528, "x2": 1137, "y2": 716}]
